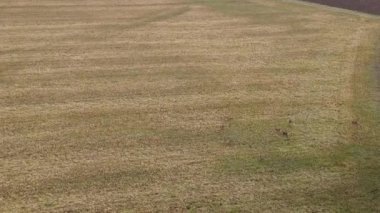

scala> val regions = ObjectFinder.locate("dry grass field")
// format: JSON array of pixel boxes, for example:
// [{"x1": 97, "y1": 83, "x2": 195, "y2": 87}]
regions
[{"x1": 1, "y1": 0, "x2": 380, "y2": 212}]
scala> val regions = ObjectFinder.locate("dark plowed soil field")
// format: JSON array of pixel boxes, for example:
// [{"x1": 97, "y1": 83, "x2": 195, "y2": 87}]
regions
[{"x1": 303, "y1": 0, "x2": 380, "y2": 15}]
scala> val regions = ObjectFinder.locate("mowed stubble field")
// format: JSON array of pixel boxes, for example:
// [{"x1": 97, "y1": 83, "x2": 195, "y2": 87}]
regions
[{"x1": 1, "y1": 0, "x2": 380, "y2": 211}]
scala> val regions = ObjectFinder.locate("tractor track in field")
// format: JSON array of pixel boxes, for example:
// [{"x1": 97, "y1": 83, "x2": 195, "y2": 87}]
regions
[
  {"x1": 376, "y1": 51, "x2": 380, "y2": 105},
  {"x1": 303, "y1": 0, "x2": 380, "y2": 107}
]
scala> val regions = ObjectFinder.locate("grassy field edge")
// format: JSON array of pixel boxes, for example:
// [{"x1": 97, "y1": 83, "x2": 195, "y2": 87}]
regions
[
  {"x1": 349, "y1": 27, "x2": 380, "y2": 210},
  {"x1": 285, "y1": 0, "x2": 380, "y2": 19}
]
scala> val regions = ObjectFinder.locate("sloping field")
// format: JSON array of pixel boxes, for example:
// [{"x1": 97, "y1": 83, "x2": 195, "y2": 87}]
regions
[{"x1": 1, "y1": 0, "x2": 380, "y2": 211}]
